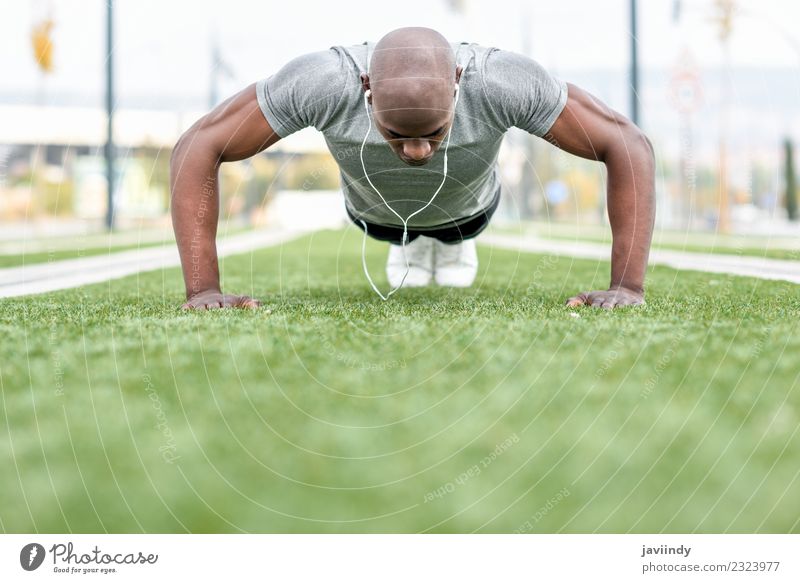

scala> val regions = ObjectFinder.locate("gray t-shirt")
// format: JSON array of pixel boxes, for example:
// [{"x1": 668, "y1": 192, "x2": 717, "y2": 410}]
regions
[{"x1": 256, "y1": 41, "x2": 568, "y2": 229}]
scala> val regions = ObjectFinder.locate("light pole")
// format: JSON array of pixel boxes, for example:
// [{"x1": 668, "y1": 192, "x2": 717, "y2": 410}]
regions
[
  {"x1": 715, "y1": 0, "x2": 735, "y2": 234},
  {"x1": 104, "y1": 0, "x2": 115, "y2": 231},
  {"x1": 629, "y1": 0, "x2": 640, "y2": 126}
]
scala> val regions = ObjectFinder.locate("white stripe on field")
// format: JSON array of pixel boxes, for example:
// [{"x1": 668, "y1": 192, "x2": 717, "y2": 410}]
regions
[
  {"x1": 480, "y1": 233, "x2": 800, "y2": 285},
  {"x1": 0, "y1": 228, "x2": 310, "y2": 298}
]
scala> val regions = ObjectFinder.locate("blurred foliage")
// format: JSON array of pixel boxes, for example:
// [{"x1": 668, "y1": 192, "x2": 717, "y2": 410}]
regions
[
  {"x1": 281, "y1": 153, "x2": 340, "y2": 191},
  {"x1": 245, "y1": 155, "x2": 281, "y2": 210},
  {"x1": 694, "y1": 166, "x2": 720, "y2": 210},
  {"x1": 38, "y1": 179, "x2": 73, "y2": 216},
  {"x1": 564, "y1": 167, "x2": 601, "y2": 211},
  {"x1": 750, "y1": 162, "x2": 774, "y2": 205},
  {"x1": 1, "y1": 141, "x2": 789, "y2": 224},
  {"x1": 137, "y1": 147, "x2": 171, "y2": 211},
  {"x1": 216, "y1": 153, "x2": 340, "y2": 219}
]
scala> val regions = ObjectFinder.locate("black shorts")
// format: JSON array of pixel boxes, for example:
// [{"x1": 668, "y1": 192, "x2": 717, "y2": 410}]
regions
[{"x1": 347, "y1": 189, "x2": 501, "y2": 245}]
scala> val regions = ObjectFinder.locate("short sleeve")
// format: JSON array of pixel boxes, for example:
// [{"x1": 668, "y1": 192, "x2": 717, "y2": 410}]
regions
[
  {"x1": 255, "y1": 48, "x2": 347, "y2": 138},
  {"x1": 480, "y1": 48, "x2": 568, "y2": 136}
]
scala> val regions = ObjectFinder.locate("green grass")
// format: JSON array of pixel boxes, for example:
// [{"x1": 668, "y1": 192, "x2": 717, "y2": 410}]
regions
[{"x1": 1, "y1": 229, "x2": 799, "y2": 533}]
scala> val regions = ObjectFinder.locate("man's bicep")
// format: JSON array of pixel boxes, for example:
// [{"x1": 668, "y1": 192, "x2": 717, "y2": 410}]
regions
[
  {"x1": 187, "y1": 83, "x2": 282, "y2": 163},
  {"x1": 545, "y1": 82, "x2": 633, "y2": 161}
]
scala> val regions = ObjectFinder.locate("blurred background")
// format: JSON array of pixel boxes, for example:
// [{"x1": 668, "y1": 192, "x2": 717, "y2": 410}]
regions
[{"x1": 1, "y1": 0, "x2": 799, "y2": 246}]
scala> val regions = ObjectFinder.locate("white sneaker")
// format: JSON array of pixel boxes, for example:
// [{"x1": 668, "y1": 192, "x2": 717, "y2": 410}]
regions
[
  {"x1": 386, "y1": 236, "x2": 434, "y2": 288},
  {"x1": 433, "y1": 239, "x2": 478, "y2": 287}
]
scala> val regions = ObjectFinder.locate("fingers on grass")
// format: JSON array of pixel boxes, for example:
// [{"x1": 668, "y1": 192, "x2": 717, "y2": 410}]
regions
[
  {"x1": 231, "y1": 296, "x2": 260, "y2": 309},
  {"x1": 182, "y1": 297, "x2": 261, "y2": 310},
  {"x1": 619, "y1": 297, "x2": 643, "y2": 308},
  {"x1": 565, "y1": 293, "x2": 587, "y2": 307}
]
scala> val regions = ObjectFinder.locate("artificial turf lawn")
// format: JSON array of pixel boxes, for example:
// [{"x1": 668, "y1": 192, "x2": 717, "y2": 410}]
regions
[{"x1": 1, "y1": 228, "x2": 799, "y2": 533}]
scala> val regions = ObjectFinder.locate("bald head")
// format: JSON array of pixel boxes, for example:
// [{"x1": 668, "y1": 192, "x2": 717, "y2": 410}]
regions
[
  {"x1": 362, "y1": 27, "x2": 462, "y2": 164},
  {"x1": 371, "y1": 27, "x2": 455, "y2": 91}
]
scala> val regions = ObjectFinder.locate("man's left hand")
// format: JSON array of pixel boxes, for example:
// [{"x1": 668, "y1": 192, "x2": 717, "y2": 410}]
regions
[{"x1": 565, "y1": 286, "x2": 644, "y2": 309}]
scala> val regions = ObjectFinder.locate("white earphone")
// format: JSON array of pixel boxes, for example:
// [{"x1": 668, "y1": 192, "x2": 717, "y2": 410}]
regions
[{"x1": 357, "y1": 82, "x2": 461, "y2": 300}]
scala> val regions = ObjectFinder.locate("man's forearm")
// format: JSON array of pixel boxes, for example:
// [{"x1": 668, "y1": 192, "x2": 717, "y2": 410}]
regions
[
  {"x1": 170, "y1": 142, "x2": 222, "y2": 299},
  {"x1": 604, "y1": 131, "x2": 656, "y2": 295}
]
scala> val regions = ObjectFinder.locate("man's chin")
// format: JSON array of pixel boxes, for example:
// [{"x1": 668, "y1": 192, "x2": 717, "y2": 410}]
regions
[{"x1": 401, "y1": 157, "x2": 432, "y2": 167}]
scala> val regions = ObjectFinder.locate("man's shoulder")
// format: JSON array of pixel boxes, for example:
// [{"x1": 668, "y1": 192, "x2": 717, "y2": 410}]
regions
[
  {"x1": 450, "y1": 40, "x2": 495, "y2": 53},
  {"x1": 326, "y1": 42, "x2": 371, "y2": 74},
  {"x1": 272, "y1": 47, "x2": 352, "y2": 96},
  {"x1": 289, "y1": 46, "x2": 347, "y2": 72},
  {"x1": 448, "y1": 42, "x2": 534, "y2": 83}
]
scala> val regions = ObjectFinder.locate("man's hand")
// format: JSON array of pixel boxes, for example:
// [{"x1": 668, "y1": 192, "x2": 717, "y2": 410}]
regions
[
  {"x1": 565, "y1": 286, "x2": 644, "y2": 309},
  {"x1": 181, "y1": 289, "x2": 262, "y2": 310}
]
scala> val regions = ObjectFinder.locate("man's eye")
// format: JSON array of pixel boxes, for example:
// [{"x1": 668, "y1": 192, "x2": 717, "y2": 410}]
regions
[{"x1": 385, "y1": 130, "x2": 443, "y2": 142}]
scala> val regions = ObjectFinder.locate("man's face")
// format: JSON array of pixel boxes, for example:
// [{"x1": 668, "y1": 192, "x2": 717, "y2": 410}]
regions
[
  {"x1": 367, "y1": 75, "x2": 458, "y2": 167},
  {"x1": 372, "y1": 103, "x2": 454, "y2": 167}
]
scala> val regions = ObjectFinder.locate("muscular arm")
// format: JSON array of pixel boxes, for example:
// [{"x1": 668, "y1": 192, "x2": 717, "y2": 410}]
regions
[
  {"x1": 170, "y1": 83, "x2": 281, "y2": 309},
  {"x1": 545, "y1": 83, "x2": 656, "y2": 308}
]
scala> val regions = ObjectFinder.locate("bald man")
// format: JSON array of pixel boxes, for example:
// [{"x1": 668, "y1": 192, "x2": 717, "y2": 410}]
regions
[{"x1": 171, "y1": 27, "x2": 655, "y2": 310}]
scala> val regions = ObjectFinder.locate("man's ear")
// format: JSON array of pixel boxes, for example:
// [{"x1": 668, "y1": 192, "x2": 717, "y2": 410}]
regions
[
  {"x1": 360, "y1": 73, "x2": 371, "y2": 100},
  {"x1": 455, "y1": 66, "x2": 463, "y2": 85}
]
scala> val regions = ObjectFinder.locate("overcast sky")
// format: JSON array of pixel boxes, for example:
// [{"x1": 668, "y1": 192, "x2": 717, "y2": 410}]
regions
[{"x1": 1, "y1": 0, "x2": 799, "y2": 107}]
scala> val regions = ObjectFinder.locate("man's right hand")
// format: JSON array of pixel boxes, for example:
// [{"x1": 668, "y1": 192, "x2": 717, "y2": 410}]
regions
[{"x1": 181, "y1": 289, "x2": 262, "y2": 310}]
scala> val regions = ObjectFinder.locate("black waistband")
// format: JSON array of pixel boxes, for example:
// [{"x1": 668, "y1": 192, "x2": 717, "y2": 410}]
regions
[{"x1": 346, "y1": 187, "x2": 501, "y2": 232}]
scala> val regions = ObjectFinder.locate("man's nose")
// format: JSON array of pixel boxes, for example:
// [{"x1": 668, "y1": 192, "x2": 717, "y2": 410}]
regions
[{"x1": 402, "y1": 140, "x2": 431, "y2": 160}]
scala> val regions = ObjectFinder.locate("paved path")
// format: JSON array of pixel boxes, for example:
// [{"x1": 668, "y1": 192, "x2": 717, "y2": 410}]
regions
[
  {"x1": 0, "y1": 228, "x2": 309, "y2": 298},
  {"x1": 0, "y1": 230, "x2": 175, "y2": 255},
  {"x1": 481, "y1": 234, "x2": 800, "y2": 285}
]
